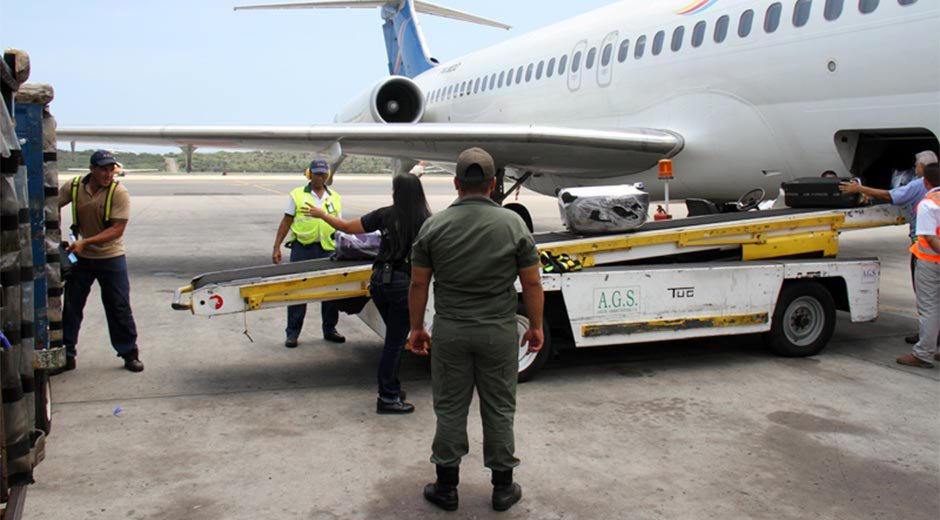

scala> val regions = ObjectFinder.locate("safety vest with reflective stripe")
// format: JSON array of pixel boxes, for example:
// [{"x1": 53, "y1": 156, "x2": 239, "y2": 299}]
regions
[
  {"x1": 289, "y1": 186, "x2": 342, "y2": 250},
  {"x1": 70, "y1": 175, "x2": 119, "y2": 238},
  {"x1": 909, "y1": 189, "x2": 940, "y2": 263}
]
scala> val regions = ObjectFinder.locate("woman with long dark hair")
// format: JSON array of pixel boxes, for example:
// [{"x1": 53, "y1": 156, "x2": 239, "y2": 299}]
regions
[{"x1": 304, "y1": 173, "x2": 431, "y2": 414}]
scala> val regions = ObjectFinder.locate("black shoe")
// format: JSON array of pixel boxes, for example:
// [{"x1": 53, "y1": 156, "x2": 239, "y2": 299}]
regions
[
  {"x1": 376, "y1": 399, "x2": 415, "y2": 415},
  {"x1": 398, "y1": 390, "x2": 407, "y2": 402},
  {"x1": 424, "y1": 465, "x2": 459, "y2": 511},
  {"x1": 285, "y1": 337, "x2": 299, "y2": 348},
  {"x1": 492, "y1": 470, "x2": 522, "y2": 512},
  {"x1": 49, "y1": 357, "x2": 76, "y2": 376},
  {"x1": 324, "y1": 331, "x2": 346, "y2": 343},
  {"x1": 121, "y1": 351, "x2": 144, "y2": 373},
  {"x1": 905, "y1": 334, "x2": 919, "y2": 345}
]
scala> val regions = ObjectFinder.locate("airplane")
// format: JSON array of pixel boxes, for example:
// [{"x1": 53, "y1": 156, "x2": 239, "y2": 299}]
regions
[{"x1": 58, "y1": 0, "x2": 940, "y2": 228}]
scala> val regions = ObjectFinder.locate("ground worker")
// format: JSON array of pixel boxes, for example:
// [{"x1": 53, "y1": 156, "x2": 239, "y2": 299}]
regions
[
  {"x1": 304, "y1": 174, "x2": 431, "y2": 414},
  {"x1": 53, "y1": 150, "x2": 143, "y2": 374},
  {"x1": 408, "y1": 148, "x2": 544, "y2": 512},
  {"x1": 272, "y1": 159, "x2": 345, "y2": 347},
  {"x1": 840, "y1": 150, "x2": 938, "y2": 344},
  {"x1": 896, "y1": 163, "x2": 940, "y2": 368}
]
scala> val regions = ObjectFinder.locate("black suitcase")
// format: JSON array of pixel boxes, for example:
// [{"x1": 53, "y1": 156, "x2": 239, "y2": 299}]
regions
[{"x1": 782, "y1": 177, "x2": 863, "y2": 208}]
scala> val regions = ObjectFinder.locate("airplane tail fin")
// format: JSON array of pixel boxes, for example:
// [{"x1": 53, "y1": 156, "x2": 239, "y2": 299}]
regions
[{"x1": 234, "y1": 0, "x2": 510, "y2": 78}]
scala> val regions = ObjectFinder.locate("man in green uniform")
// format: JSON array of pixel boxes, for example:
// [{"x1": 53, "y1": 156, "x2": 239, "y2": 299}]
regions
[
  {"x1": 408, "y1": 148, "x2": 544, "y2": 512},
  {"x1": 272, "y1": 159, "x2": 345, "y2": 346}
]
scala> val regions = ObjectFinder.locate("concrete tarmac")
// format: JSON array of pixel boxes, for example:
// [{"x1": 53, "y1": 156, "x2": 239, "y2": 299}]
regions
[{"x1": 29, "y1": 174, "x2": 939, "y2": 519}]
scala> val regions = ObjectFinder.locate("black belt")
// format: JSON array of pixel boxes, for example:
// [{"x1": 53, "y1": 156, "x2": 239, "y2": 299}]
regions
[{"x1": 373, "y1": 262, "x2": 410, "y2": 275}]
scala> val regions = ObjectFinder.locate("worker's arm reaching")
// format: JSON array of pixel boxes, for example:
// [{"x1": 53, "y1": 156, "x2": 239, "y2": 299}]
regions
[
  {"x1": 272, "y1": 215, "x2": 293, "y2": 264},
  {"x1": 838, "y1": 181, "x2": 891, "y2": 202},
  {"x1": 303, "y1": 204, "x2": 365, "y2": 234}
]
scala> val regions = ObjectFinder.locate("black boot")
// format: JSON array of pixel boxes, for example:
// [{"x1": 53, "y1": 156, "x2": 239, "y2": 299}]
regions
[
  {"x1": 120, "y1": 350, "x2": 144, "y2": 372},
  {"x1": 491, "y1": 469, "x2": 522, "y2": 512},
  {"x1": 423, "y1": 465, "x2": 459, "y2": 511}
]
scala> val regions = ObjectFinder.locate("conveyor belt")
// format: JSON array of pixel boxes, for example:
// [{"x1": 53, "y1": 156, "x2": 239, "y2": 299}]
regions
[
  {"x1": 192, "y1": 258, "x2": 370, "y2": 290},
  {"x1": 191, "y1": 204, "x2": 896, "y2": 290},
  {"x1": 533, "y1": 207, "x2": 841, "y2": 244}
]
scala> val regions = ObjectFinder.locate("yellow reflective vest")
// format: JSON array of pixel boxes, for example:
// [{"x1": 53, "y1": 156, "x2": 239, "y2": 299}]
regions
[{"x1": 289, "y1": 186, "x2": 342, "y2": 250}]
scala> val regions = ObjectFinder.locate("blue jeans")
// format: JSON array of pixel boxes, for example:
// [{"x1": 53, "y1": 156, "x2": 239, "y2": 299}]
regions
[
  {"x1": 63, "y1": 255, "x2": 138, "y2": 358},
  {"x1": 285, "y1": 242, "x2": 339, "y2": 339},
  {"x1": 371, "y1": 271, "x2": 410, "y2": 402}
]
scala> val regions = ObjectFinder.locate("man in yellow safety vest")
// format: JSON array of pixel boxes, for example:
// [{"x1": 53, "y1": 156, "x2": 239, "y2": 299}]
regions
[
  {"x1": 272, "y1": 159, "x2": 345, "y2": 347},
  {"x1": 897, "y1": 163, "x2": 940, "y2": 368}
]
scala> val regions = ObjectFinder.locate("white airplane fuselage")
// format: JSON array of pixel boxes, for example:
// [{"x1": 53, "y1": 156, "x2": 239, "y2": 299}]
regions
[{"x1": 401, "y1": 0, "x2": 939, "y2": 200}]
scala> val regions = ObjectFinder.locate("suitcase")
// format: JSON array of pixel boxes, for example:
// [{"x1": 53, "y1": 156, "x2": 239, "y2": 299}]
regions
[
  {"x1": 782, "y1": 177, "x2": 863, "y2": 208},
  {"x1": 557, "y1": 184, "x2": 649, "y2": 233}
]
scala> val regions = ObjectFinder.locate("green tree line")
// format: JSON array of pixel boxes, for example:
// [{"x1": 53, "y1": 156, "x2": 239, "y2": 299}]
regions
[{"x1": 58, "y1": 149, "x2": 394, "y2": 173}]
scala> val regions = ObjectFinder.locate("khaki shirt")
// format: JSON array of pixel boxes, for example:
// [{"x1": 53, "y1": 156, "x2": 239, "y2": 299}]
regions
[
  {"x1": 412, "y1": 196, "x2": 540, "y2": 324},
  {"x1": 58, "y1": 175, "x2": 130, "y2": 259}
]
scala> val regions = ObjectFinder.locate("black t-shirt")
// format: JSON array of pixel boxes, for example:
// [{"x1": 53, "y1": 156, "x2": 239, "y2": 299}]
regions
[{"x1": 361, "y1": 206, "x2": 409, "y2": 267}]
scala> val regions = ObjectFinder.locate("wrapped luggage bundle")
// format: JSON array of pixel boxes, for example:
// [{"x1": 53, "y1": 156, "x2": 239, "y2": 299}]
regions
[
  {"x1": 557, "y1": 184, "x2": 649, "y2": 234},
  {"x1": 782, "y1": 177, "x2": 863, "y2": 208}
]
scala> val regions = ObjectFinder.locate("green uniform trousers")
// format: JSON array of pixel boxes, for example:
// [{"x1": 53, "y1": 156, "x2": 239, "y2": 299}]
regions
[{"x1": 430, "y1": 317, "x2": 521, "y2": 471}]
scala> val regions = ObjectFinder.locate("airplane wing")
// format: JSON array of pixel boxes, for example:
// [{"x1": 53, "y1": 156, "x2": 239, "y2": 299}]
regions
[{"x1": 57, "y1": 124, "x2": 683, "y2": 176}]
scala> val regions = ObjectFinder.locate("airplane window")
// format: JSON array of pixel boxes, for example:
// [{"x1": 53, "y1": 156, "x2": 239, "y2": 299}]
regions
[
  {"x1": 525, "y1": 63, "x2": 533, "y2": 82},
  {"x1": 824, "y1": 0, "x2": 843, "y2": 19},
  {"x1": 898, "y1": 0, "x2": 916, "y2": 4},
  {"x1": 635, "y1": 35, "x2": 647, "y2": 58},
  {"x1": 618, "y1": 39, "x2": 631, "y2": 62},
  {"x1": 536, "y1": 60, "x2": 545, "y2": 80},
  {"x1": 859, "y1": 0, "x2": 878, "y2": 13},
  {"x1": 652, "y1": 30, "x2": 665, "y2": 55},
  {"x1": 490, "y1": 73, "x2": 496, "y2": 90},
  {"x1": 692, "y1": 21, "x2": 706, "y2": 47},
  {"x1": 474, "y1": 77, "x2": 481, "y2": 94},
  {"x1": 765, "y1": 3, "x2": 782, "y2": 32},
  {"x1": 446, "y1": 85, "x2": 453, "y2": 99},
  {"x1": 498, "y1": 71, "x2": 505, "y2": 88},
  {"x1": 793, "y1": 0, "x2": 812, "y2": 26},
  {"x1": 507, "y1": 67, "x2": 515, "y2": 86},
  {"x1": 739, "y1": 9, "x2": 754, "y2": 38},
  {"x1": 480, "y1": 76, "x2": 487, "y2": 92},
  {"x1": 547, "y1": 57, "x2": 556, "y2": 77},
  {"x1": 586, "y1": 47, "x2": 597, "y2": 69},
  {"x1": 459, "y1": 82, "x2": 466, "y2": 97},
  {"x1": 601, "y1": 43, "x2": 613, "y2": 66},
  {"x1": 559, "y1": 55, "x2": 568, "y2": 74},
  {"x1": 671, "y1": 26, "x2": 685, "y2": 51},
  {"x1": 516, "y1": 66, "x2": 524, "y2": 84},
  {"x1": 714, "y1": 15, "x2": 730, "y2": 42},
  {"x1": 572, "y1": 51, "x2": 583, "y2": 72}
]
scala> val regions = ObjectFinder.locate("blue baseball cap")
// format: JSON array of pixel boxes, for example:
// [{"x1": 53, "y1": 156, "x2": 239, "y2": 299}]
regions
[
  {"x1": 308, "y1": 159, "x2": 330, "y2": 174},
  {"x1": 90, "y1": 149, "x2": 117, "y2": 167}
]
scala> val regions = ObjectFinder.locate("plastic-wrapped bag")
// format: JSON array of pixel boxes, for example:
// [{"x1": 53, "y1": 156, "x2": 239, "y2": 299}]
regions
[
  {"x1": 557, "y1": 184, "x2": 649, "y2": 234},
  {"x1": 332, "y1": 231, "x2": 382, "y2": 260}
]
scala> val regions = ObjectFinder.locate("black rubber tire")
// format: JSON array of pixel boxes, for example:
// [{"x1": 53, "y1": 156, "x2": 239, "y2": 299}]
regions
[
  {"x1": 516, "y1": 304, "x2": 552, "y2": 383},
  {"x1": 763, "y1": 282, "x2": 836, "y2": 357},
  {"x1": 504, "y1": 203, "x2": 534, "y2": 233},
  {"x1": 35, "y1": 370, "x2": 52, "y2": 436}
]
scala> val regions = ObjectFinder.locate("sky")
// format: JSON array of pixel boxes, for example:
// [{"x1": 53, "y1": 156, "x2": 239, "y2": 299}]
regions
[{"x1": 1, "y1": 0, "x2": 617, "y2": 151}]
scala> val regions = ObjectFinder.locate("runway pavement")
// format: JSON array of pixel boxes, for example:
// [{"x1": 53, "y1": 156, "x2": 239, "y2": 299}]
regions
[{"x1": 28, "y1": 173, "x2": 939, "y2": 519}]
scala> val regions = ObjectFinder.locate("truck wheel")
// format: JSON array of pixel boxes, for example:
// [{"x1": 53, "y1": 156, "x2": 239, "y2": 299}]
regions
[
  {"x1": 505, "y1": 203, "x2": 534, "y2": 233},
  {"x1": 764, "y1": 282, "x2": 835, "y2": 357},
  {"x1": 516, "y1": 306, "x2": 552, "y2": 383},
  {"x1": 35, "y1": 370, "x2": 52, "y2": 435}
]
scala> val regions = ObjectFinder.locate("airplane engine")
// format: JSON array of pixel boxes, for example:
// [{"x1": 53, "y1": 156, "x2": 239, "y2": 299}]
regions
[{"x1": 334, "y1": 76, "x2": 425, "y2": 124}]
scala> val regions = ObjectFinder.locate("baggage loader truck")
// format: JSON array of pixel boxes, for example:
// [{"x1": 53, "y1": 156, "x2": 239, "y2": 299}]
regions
[{"x1": 173, "y1": 204, "x2": 901, "y2": 381}]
